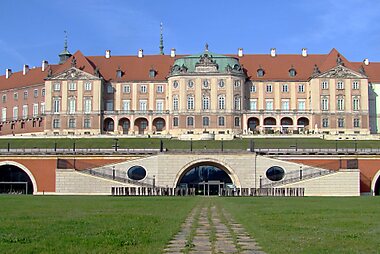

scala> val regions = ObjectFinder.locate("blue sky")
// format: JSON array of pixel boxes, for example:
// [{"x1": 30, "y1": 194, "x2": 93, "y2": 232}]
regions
[{"x1": 1, "y1": 0, "x2": 380, "y2": 72}]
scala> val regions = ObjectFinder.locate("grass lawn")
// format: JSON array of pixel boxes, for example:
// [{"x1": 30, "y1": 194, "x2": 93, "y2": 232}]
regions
[
  {"x1": 0, "y1": 196, "x2": 379, "y2": 253},
  {"x1": 1, "y1": 137, "x2": 380, "y2": 150},
  {"x1": 217, "y1": 197, "x2": 380, "y2": 254},
  {"x1": 0, "y1": 196, "x2": 198, "y2": 254}
]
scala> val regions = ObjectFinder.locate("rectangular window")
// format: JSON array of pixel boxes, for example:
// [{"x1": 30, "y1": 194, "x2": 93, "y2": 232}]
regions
[
  {"x1": 173, "y1": 96, "x2": 179, "y2": 111},
  {"x1": 84, "y1": 98, "x2": 92, "y2": 114},
  {"x1": 23, "y1": 91, "x2": 28, "y2": 100},
  {"x1": 321, "y1": 97, "x2": 329, "y2": 111},
  {"x1": 234, "y1": 97, "x2": 241, "y2": 110},
  {"x1": 84, "y1": 118, "x2": 91, "y2": 128},
  {"x1": 156, "y1": 85, "x2": 163, "y2": 93},
  {"x1": 107, "y1": 84, "x2": 113, "y2": 94},
  {"x1": 352, "y1": 81, "x2": 359, "y2": 90},
  {"x1": 122, "y1": 100, "x2": 130, "y2": 111},
  {"x1": 84, "y1": 82, "x2": 92, "y2": 91},
  {"x1": 281, "y1": 99, "x2": 289, "y2": 110},
  {"x1": 140, "y1": 85, "x2": 147, "y2": 93},
  {"x1": 22, "y1": 105, "x2": 28, "y2": 119},
  {"x1": 187, "y1": 117, "x2": 194, "y2": 127},
  {"x1": 68, "y1": 98, "x2": 76, "y2": 114},
  {"x1": 338, "y1": 118, "x2": 344, "y2": 128},
  {"x1": 337, "y1": 81, "x2": 344, "y2": 90},
  {"x1": 40, "y1": 103, "x2": 45, "y2": 115},
  {"x1": 106, "y1": 100, "x2": 114, "y2": 111},
  {"x1": 321, "y1": 81, "x2": 329, "y2": 90},
  {"x1": 353, "y1": 97, "x2": 360, "y2": 111},
  {"x1": 203, "y1": 97, "x2": 210, "y2": 110},
  {"x1": 298, "y1": 100, "x2": 306, "y2": 110},
  {"x1": 42, "y1": 88, "x2": 45, "y2": 97},
  {"x1": 2, "y1": 94, "x2": 6, "y2": 103},
  {"x1": 234, "y1": 117, "x2": 240, "y2": 127},
  {"x1": 173, "y1": 117, "x2": 179, "y2": 127},
  {"x1": 250, "y1": 84, "x2": 256, "y2": 93},
  {"x1": 14, "y1": 92, "x2": 18, "y2": 100},
  {"x1": 33, "y1": 103, "x2": 38, "y2": 117},
  {"x1": 282, "y1": 84, "x2": 288, "y2": 93},
  {"x1": 156, "y1": 100, "x2": 164, "y2": 111},
  {"x1": 34, "y1": 89, "x2": 38, "y2": 98},
  {"x1": 203, "y1": 117, "x2": 209, "y2": 126},
  {"x1": 13, "y1": 106, "x2": 18, "y2": 120},
  {"x1": 53, "y1": 83, "x2": 61, "y2": 91},
  {"x1": 337, "y1": 97, "x2": 344, "y2": 111},
  {"x1": 322, "y1": 118, "x2": 329, "y2": 128},
  {"x1": 234, "y1": 80, "x2": 241, "y2": 88},
  {"x1": 298, "y1": 84, "x2": 305, "y2": 93},
  {"x1": 53, "y1": 119, "x2": 60, "y2": 129},
  {"x1": 265, "y1": 99, "x2": 273, "y2": 110},
  {"x1": 68, "y1": 82, "x2": 77, "y2": 91},
  {"x1": 2, "y1": 108, "x2": 6, "y2": 122},
  {"x1": 354, "y1": 118, "x2": 360, "y2": 128},
  {"x1": 266, "y1": 84, "x2": 272, "y2": 93},
  {"x1": 139, "y1": 100, "x2": 147, "y2": 111},
  {"x1": 218, "y1": 116, "x2": 225, "y2": 126},
  {"x1": 68, "y1": 119, "x2": 76, "y2": 128},
  {"x1": 187, "y1": 96, "x2": 194, "y2": 110},
  {"x1": 250, "y1": 99, "x2": 257, "y2": 110},
  {"x1": 123, "y1": 85, "x2": 130, "y2": 93}
]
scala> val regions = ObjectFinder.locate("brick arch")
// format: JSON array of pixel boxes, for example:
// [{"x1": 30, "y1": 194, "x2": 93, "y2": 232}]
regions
[{"x1": 371, "y1": 169, "x2": 380, "y2": 196}]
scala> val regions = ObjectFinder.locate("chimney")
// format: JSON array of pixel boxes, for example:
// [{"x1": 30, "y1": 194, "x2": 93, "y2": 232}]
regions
[
  {"x1": 302, "y1": 48, "x2": 308, "y2": 57},
  {"x1": 23, "y1": 65, "x2": 29, "y2": 75},
  {"x1": 5, "y1": 69, "x2": 12, "y2": 79},
  {"x1": 170, "y1": 48, "x2": 176, "y2": 58},
  {"x1": 105, "y1": 50, "x2": 111, "y2": 59},
  {"x1": 238, "y1": 48, "x2": 243, "y2": 57},
  {"x1": 363, "y1": 58, "x2": 370, "y2": 66},
  {"x1": 270, "y1": 48, "x2": 276, "y2": 57},
  {"x1": 42, "y1": 60, "x2": 49, "y2": 72},
  {"x1": 138, "y1": 49, "x2": 144, "y2": 58}
]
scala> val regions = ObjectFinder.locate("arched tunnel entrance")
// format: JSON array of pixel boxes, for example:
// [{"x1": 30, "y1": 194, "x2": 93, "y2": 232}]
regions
[
  {"x1": 177, "y1": 163, "x2": 234, "y2": 195},
  {"x1": 0, "y1": 164, "x2": 34, "y2": 194}
]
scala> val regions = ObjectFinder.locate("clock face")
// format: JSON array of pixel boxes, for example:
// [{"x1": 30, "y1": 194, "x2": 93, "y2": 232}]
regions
[
  {"x1": 188, "y1": 80, "x2": 194, "y2": 88},
  {"x1": 219, "y1": 80, "x2": 225, "y2": 88},
  {"x1": 173, "y1": 81, "x2": 179, "y2": 88}
]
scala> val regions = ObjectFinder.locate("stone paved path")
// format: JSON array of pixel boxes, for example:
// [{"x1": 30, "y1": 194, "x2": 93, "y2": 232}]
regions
[{"x1": 164, "y1": 201, "x2": 266, "y2": 254}]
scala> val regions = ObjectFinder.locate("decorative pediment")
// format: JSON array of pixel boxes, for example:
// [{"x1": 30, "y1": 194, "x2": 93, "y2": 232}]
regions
[
  {"x1": 195, "y1": 53, "x2": 218, "y2": 73},
  {"x1": 315, "y1": 65, "x2": 367, "y2": 79},
  {"x1": 47, "y1": 67, "x2": 101, "y2": 80}
]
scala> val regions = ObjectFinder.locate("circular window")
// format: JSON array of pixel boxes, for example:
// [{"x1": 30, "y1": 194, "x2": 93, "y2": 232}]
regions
[
  {"x1": 266, "y1": 166, "x2": 285, "y2": 181},
  {"x1": 127, "y1": 166, "x2": 147, "y2": 181},
  {"x1": 173, "y1": 81, "x2": 179, "y2": 88},
  {"x1": 218, "y1": 80, "x2": 225, "y2": 88}
]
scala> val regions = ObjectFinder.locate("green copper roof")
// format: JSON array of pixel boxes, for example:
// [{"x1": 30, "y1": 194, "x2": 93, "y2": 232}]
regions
[{"x1": 171, "y1": 50, "x2": 243, "y2": 75}]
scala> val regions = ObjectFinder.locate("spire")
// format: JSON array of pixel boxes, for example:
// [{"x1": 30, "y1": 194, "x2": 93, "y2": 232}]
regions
[
  {"x1": 59, "y1": 30, "x2": 72, "y2": 64},
  {"x1": 159, "y1": 22, "x2": 164, "y2": 55}
]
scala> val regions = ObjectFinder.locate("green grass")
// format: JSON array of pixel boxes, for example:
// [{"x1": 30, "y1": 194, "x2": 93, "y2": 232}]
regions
[
  {"x1": 1, "y1": 137, "x2": 380, "y2": 150},
  {"x1": 216, "y1": 197, "x2": 380, "y2": 254},
  {"x1": 1, "y1": 196, "x2": 379, "y2": 254},
  {"x1": 0, "y1": 196, "x2": 198, "y2": 254}
]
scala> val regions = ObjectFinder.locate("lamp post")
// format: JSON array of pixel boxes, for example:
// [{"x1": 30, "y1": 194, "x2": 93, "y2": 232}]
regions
[
  {"x1": 221, "y1": 138, "x2": 224, "y2": 152},
  {"x1": 190, "y1": 138, "x2": 193, "y2": 152},
  {"x1": 113, "y1": 138, "x2": 119, "y2": 152}
]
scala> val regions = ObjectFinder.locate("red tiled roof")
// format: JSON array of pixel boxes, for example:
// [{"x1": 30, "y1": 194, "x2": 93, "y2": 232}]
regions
[{"x1": 1, "y1": 49, "x2": 380, "y2": 91}]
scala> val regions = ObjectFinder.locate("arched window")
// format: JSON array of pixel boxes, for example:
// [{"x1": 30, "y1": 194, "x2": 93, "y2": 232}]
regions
[
  {"x1": 187, "y1": 116, "x2": 194, "y2": 126},
  {"x1": 68, "y1": 97, "x2": 76, "y2": 114},
  {"x1": 257, "y1": 68, "x2": 264, "y2": 77}
]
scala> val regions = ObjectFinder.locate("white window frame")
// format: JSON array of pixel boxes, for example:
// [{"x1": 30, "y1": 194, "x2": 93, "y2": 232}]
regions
[
  {"x1": 298, "y1": 84, "x2": 305, "y2": 93},
  {"x1": 337, "y1": 81, "x2": 344, "y2": 90},
  {"x1": 218, "y1": 95, "x2": 225, "y2": 110},
  {"x1": 84, "y1": 82, "x2": 92, "y2": 91},
  {"x1": 281, "y1": 99, "x2": 290, "y2": 110},
  {"x1": 53, "y1": 82, "x2": 61, "y2": 91},
  {"x1": 282, "y1": 84, "x2": 288, "y2": 93},
  {"x1": 156, "y1": 85, "x2": 163, "y2": 93},
  {"x1": 265, "y1": 99, "x2": 273, "y2": 110},
  {"x1": 1, "y1": 108, "x2": 6, "y2": 122},
  {"x1": 173, "y1": 96, "x2": 179, "y2": 111},
  {"x1": 84, "y1": 98, "x2": 92, "y2": 114},
  {"x1": 266, "y1": 84, "x2": 273, "y2": 93},
  {"x1": 321, "y1": 97, "x2": 329, "y2": 111},
  {"x1": 321, "y1": 81, "x2": 329, "y2": 90},
  {"x1": 139, "y1": 100, "x2": 147, "y2": 111},
  {"x1": 123, "y1": 84, "x2": 130, "y2": 93},
  {"x1": 68, "y1": 82, "x2": 77, "y2": 91},
  {"x1": 298, "y1": 99, "x2": 306, "y2": 111},
  {"x1": 250, "y1": 84, "x2": 256, "y2": 93},
  {"x1": 250, "y1": 99, "x2": 257, "y2": 110},
  {"x1": 352, "y1": 81, "x2": 360, "y2": 90},
  {"x1": 33, "y1": 103, "x2": 38, "y2": 117},
  {"x1": 122, "y1": 100, "x2": 130, "y2": 111},
  {"x1": 156, "y1": 100, "x2": 164, "y2": 112},
  {"x1": 140, "y1": 84, "x2": 147, "y2": 93},
  {"x1": 202, "y1": 96, "x2": 210, "y2": 110},
  {"x1": 187, "y1": 96, "x2": 194, "y2": 110}
]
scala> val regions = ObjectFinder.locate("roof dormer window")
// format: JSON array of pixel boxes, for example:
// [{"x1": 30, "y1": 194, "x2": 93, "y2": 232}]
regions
[
  {"x1": 149, "y1": 69, "x2": 156, "y2": 78},
  {"x1": 257, "y1": 68, "x2": 264, "y2": 77},
  {"x1": 289, "y1": 67, "x2": 296, "y2": 77},
  {"x1": 116, "y1": 67, "x2": 123, "y2": 78}
]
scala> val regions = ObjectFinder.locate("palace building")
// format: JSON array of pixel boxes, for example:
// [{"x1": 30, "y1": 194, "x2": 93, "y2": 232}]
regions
[{"x1": 1, "y1": 38, "x2": 380, "y2": 138}]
